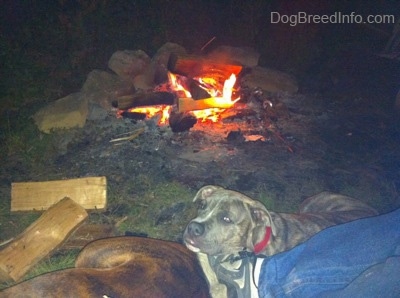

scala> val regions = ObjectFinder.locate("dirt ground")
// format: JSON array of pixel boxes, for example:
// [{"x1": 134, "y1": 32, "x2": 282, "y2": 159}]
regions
[{"x1": 1, "y1": 87, "x2": 399, "y2": 248}]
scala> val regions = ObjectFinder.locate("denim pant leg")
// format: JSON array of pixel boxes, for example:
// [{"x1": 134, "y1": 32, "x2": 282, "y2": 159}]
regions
[
  {"x1": 321, "y1": 256, "x2": 400, "y2": 298},
  {"x1": 258, "y1": 208, "x2": 400, "y2": 298}
]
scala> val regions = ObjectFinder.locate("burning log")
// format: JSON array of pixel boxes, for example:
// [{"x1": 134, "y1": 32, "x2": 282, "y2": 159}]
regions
[
  {"x1": 178, "y1": 97, "x2": 236, "y2": 113},
  {"x1": 113, "y1": 91, "x2": 175, "y2": 110},
  {"x1": 167, "y1": 54, "x2": 243, "y2": 79},
  {"x1": 185, "y1": 78, "x2": 210, "y2": 100},
  {"x1": 119, "y1": 111, "x2": 147, "y2": 121},
  {"x1": 168, "y1": 109, "x2": 197, "y2": 132}
]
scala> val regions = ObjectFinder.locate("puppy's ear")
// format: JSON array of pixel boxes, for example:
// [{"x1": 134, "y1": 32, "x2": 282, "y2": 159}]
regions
[
  {"x1": 193, "y1": 185, "x2": 222, "y2": 203},
  {"x1": 248, "y1": 203, "x2": 276, "y2": 253},
  {"x1": 250, "y1": 205, "x2": 276, "y2": 236}
]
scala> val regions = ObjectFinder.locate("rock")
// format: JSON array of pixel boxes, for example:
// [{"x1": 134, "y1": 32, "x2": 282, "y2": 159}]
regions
[
  {"x1": 241, "y1": 66, "x2": 299, "y2": 94},
  {"x1": 87, "y1": 103, "x2": 108, "y2": 121},
  {"x1": 152, "y1": 42, "x2": 188, "y2": 85},
  {"x1": 153, "y1": 42, "x2": 187, "y2": 67},
  {"x1": 81, "y1": 70, "x2": 133, "y2": 110},
  {"x1": 132, "y1": 63, "x2": 158, "y2": 91},
  {"x1": 207, "y1": 45, "x2": 260, "y2": 67},
  {"x1": 108, "y1": 50, "x2": 151, "y2": 82},
  {"x1": 32, "y1": 93, "x2": 88, "y2": 134}
]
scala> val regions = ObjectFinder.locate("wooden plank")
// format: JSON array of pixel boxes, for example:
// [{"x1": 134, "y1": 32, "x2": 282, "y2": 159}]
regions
[
  {"x1": 0, "y1": 197, "x2": 88, "y2": 282},
  {"x1": 178, "y1": 97, "x2": 236, "y2": 113},
  {"x1": 11, "y1": 177, "x2": 107, "y2": 211}
]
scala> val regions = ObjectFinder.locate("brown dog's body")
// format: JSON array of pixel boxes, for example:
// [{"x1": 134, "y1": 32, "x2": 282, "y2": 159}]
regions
[
  {"x1": 183, "y1": 185, "x2": 378, "y2": 297},
  {"x1": 1, "y1": 237, "x2": 210, "y2": 298}
]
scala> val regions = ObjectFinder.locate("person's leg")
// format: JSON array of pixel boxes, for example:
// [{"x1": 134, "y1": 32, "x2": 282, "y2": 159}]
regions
[
  {"x1": 321, "y1": 256, "x2": 400, "y2": 298},
  {"x1": 257, "y1": 208, "x2": 400, "y2": 298}
]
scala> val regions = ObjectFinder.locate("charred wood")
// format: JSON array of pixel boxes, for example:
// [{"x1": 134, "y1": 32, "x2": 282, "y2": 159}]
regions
[
  {"x1": 167, "y1": 54, "x2": 243, "y2": 79},
  {"x1": 119, "y1": 111, "x2": 147, "y2": 121},
  {"x1": 186, "y1": 78, "x2": 210, "y2": 100},
  {"x1": 114, "y1": 92, "x2": 175, "y2": 110},
  {"x1": 168, "y1": 109, "x2": 197, "y2": 132}
]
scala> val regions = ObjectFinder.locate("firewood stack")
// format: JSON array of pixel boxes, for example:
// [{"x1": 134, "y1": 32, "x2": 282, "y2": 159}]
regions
[{"x1": 0, "y1": 177, "x2": 108, "y2": 283}]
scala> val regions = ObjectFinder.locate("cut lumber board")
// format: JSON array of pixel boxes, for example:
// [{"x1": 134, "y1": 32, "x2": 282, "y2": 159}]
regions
[
  {"x1": 11, "y1": 177, "x2": 107, "y2": 211},
  {"x1": 0, "y1": 197, "x2": 88, "y2": 282},
  {"x1": 178, "y1": 97, "x2": 236, "y2": 112}
]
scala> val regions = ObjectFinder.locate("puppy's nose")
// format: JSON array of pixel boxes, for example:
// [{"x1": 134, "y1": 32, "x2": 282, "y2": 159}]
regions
[{"x1": 188, "y1": 221, "x2": 204, "y2": 237}]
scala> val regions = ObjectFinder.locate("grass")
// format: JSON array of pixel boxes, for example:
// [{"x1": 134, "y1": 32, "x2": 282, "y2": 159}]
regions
[
  {"x1": 0, "y1": 250, "x2": 79, "y2": 291},
  {"x1": 0, "y1": 111, "x2": 58, "y2": 172},
  {"x1": 109, "y1": 178, "x2": 196, "y2": 240},
  {"x1": 0, "y1": 195, "x2": 42, "y2": 244},
  {"x1": 26, "y1": 250, "x2": 78, "y2": 278},
  {"x1": 0, "y1": 38, "x2": 64, "y2": 169}
]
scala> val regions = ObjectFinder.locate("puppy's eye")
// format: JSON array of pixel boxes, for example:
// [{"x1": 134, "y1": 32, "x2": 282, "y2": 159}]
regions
[{"x1": 222, "y1": 216, "x2": 232, "y2": 224}]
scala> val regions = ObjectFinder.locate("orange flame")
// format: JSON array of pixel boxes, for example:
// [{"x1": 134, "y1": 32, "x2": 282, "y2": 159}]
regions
[
  {"x1": 171, "y1": 72, "x2": 239, "y2": 122},
  {"x1": 128, "y1": 105, "x2": 171, "y2": 125},
  {"x1": 192, "y1": 73, "x2": 239, "y2": 122},
  {"x1": 168, "y1": 72, "x2": 191, "y2": 97},
  {"x1": 123, "y1": 72, "x2": 238, "y2": 125}
]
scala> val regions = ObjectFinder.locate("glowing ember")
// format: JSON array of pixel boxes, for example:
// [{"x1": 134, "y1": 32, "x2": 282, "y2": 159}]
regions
[
  {"x1": 128, "y1": 105, "x2": 171, "y2": 125},
  {"x1": 192, "y1": 108, "x2": 225, "y2": 122}
]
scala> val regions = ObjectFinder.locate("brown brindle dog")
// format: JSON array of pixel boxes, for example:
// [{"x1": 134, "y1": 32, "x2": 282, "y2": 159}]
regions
[
  {"x1": 183, "y1": 185, "x2": 378, "y2": 298},
  {"x1": 1, "y1": 237, "x2": 210, "y2": 298}
]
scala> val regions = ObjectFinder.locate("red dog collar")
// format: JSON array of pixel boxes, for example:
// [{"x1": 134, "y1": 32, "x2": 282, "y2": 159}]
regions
[{"x1": 253, "y1": 226, "x2": 272, "y2": 254}]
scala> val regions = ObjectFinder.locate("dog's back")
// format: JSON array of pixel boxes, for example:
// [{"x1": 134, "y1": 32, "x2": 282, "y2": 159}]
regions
[
  {"x1": 299, "y1": 191, "x2": 378, "y2": 217},
  {"x1": 265, "y1": 192, "x2": 378, "y2": 255}
]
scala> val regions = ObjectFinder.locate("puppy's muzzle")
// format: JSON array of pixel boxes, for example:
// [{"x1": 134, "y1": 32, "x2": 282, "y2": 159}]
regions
[{"x1": 187, "y1": 221, "x2": 205, "y2": 237}]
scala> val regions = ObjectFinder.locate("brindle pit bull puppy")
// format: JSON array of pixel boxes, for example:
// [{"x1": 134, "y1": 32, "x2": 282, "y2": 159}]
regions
[
  {"x1": 183, "y1": 185, "x2": 378, "y2": 298},
  {"x1": 1, "y1": 237, "x2": 210, "y2": 298}
]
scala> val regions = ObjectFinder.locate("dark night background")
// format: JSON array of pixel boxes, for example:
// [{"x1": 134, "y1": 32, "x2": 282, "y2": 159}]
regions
[{"x1": 1, "y1": 0, "x2": 399, "y2": 111}]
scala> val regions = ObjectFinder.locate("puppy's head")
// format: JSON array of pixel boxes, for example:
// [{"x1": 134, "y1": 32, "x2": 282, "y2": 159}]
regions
[{"x1": 183, "y1": 185, "x2": 276, "y2": 256}]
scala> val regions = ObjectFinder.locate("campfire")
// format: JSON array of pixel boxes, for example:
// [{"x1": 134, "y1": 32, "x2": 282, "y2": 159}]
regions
[
  {"x1": 97, "y1": 44, "x2": 299, "y2": 150},
  {"x1": 114, "y1": 54, "x2": 243, "y2": 132}
]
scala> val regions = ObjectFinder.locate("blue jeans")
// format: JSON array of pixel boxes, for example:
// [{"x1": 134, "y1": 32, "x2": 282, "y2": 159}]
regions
[{"x1": 258, "y1": 208, "x2": 400, "y2": 298}]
